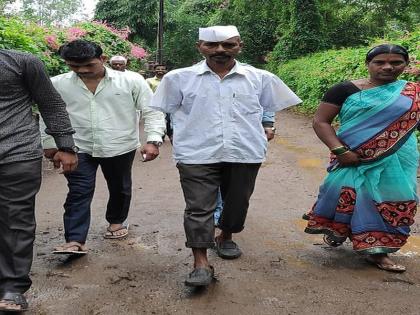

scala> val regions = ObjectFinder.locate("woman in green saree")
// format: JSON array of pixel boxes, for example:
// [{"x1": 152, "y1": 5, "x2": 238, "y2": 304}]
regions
[{"x1": 305, "y1": 44, "x2": 419, "y2": 272}]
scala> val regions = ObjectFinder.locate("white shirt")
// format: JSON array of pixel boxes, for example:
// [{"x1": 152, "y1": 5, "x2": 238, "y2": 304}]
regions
[
  {"x1": 42, "y1": 67, "x2": 165, "y2": 157},
  {"x1": 151, "y1": 60, "x2": 301, "y2": 164}
]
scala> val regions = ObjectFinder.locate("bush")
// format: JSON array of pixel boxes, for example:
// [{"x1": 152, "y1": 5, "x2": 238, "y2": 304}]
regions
[
  {"x1": 0, "y1": 16, "x2": 148, "y2": 76},
  {"x1": 267, "y1": 27, "x2": 420, "y2": 115}
]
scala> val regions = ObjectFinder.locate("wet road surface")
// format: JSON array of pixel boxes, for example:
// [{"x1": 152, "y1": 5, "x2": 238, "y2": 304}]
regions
[{"x1": 25, "y1": 111, "x2": 419, "y2": 315}]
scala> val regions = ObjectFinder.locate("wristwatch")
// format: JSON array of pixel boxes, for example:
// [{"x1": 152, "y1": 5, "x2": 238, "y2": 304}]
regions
[
  {"x1": 147, "y1": 141, "x2": 163, "y2": 147},
  {"x1": 59, "y1": 145, "x2": 79, "y2": 154}
]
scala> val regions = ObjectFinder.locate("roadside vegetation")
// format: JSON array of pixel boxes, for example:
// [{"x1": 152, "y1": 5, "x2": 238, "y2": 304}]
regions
[{"x1": 1, "y1": 0, "x2": 419, "y2": 115}]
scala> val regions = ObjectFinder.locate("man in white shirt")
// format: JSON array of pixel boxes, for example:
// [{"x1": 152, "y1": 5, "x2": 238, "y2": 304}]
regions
[
  {"x1": 151, "y1": 26, "x2": 301, "y2": 286},
  {"x1": 42, "y1": 40, "x2": 166, "y2": 254},
  {"x1": 109, "y1": 55, "x2": 128, "y2": 72}
]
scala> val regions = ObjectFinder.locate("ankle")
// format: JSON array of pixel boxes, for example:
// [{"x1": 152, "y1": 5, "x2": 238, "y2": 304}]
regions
[
  {"x1": 216, "y1": 231, "x2": 232, "y2": 241},
  {"x1": 192, "y1": 248, "x2": 208, "y2": 268}
]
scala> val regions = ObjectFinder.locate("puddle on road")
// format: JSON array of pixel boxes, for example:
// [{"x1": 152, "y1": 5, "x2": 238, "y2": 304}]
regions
[
  {"x1": 274, "y1": 136, "x2": 324, "y2": 170},
  {"x1": 399, "y1": 235, "x2": 420, "y2": 256},
  {"x1": 274, "y1": 137, "x2": 308, "y2": 153},
  {"x1": 297, "y1": 158, "x2": 323, "y2": 169}
]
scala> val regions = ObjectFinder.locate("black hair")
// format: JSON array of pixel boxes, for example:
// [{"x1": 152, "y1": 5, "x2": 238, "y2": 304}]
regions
[
  {"x1": 154, "y1": 64, "x2": 167, "y2": 69},
  {"x1": 365, "y1": 44, "x2": 409, "y2": 63},
  {"x1": 59, "y1": 40, "x2": 103, "y2": 62}
]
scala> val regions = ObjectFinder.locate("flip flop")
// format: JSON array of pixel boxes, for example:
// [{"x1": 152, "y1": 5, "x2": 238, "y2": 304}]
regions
[
  {"x1": 323, "y1": 235, "x2": 344, "y2": 247},
  {"x1": 53, "y1": 241, "x2": 87, "y2": 255},
  {"x1": 104, "y1": 224, "x2": 129, "y2": 239},
  {"x1": 365, "y1": 257, "x2": 406, "y2": 273},
  {"x1": 0, "y1": 292, "x2": 29, "y2": 312}
]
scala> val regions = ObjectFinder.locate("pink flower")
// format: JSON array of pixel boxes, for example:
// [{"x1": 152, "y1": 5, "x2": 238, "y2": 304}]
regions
[
  {"x1": 130, "y1": 45, "x2": 147, "y2": 59},
  {"x1": 45, "y1": 35, "x2": 59, "y2": 50},
  {"x1": 92, "y1": 20, "x2": 130, "y2": 40},
  {"x1": 66, "y1": 27, "x2": 87, "y2": 41}
]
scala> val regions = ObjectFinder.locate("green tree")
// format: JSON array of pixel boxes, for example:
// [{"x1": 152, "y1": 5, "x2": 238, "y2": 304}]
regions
[
  {"x1": 211, "y1": 0, "x2": 283, "y2": 65},
  {"x1": 272, "y1": 0, "x2": 325, "y2": 61},
  {"x1": 163, "y1": 0, "x2": 223, "y2": 67},
  {"x1": 317, "y1": 0, "x2": 420, "y2": 48},
  {"x1": 94, "y1": 0, "x2": 158, "y2": 47},
  {"x1": 21, "y1": 0, "x2": 86, "y2": 26},
  {"x1": 0, "y1": 0, "x2": 14, "y2": 13}
]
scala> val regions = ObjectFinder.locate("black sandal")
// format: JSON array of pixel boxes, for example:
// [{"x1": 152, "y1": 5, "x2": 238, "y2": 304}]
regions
[
  {"x1": 0, "y1": 292, "x2": 29, "y2": 312},
  {"x1": 323, "y1": 234, "x2": 344, "y2": 247}
]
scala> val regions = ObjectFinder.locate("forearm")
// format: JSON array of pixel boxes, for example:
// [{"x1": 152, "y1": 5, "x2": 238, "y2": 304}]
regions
[
  {"x1": 262, "y1": 111, "x2": 275, "y2": 127},
  {"x1": 143, "y1": 109, "x2": 166, "y2": 141},
  {"x1": 312, "y1": 120, "x2": 344, "y2": 150}
]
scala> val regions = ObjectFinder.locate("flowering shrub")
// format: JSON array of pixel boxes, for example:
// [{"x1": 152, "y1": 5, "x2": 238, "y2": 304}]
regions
[
  {"x1": 0, "y1": 16, "x2": 148, "y2": 76},
  {"x1": 130, "y1": 45, "x2": 147, "y2": 59},
  {"x1": 45, "y1": 34, "x2": 59, "y2": 50},
  {"x1": 92, "y1": 21, "x2": 130, "y2": 40},
  {"x1": 66, "y1": 27, "x2": 88, "y2": 41}
]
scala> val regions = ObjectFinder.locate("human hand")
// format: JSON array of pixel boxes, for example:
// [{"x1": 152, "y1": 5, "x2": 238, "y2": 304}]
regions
[
  {"x1": 337, "y1": 150, "x2": 360, "y2": 167},
  {"x1": 264, "y1": 128, "x2": 275, "y2": 141},
  {"x1": 44, "y1": 148, "x2": 58, "y2": 159},
  {"x1": 52, "y1": 151, "x2": 78, "y2": 173},
  {"x1": 140, "y1": 144, "x2": 160, "y2": 162}
]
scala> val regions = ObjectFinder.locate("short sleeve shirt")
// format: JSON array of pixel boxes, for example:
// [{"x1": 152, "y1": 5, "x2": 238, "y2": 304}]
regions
[{"x1": 321, "y1": 81, "x2": 361, "y2": 106}]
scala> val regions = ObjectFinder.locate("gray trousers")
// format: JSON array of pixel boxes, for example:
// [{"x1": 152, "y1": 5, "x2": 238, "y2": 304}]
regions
[
  {"x1": 177, "y1": 162, "x2": 261, "y2": 248},
  {"x1": 0, "y1": 158, "x2": 42, "y2": 294}
]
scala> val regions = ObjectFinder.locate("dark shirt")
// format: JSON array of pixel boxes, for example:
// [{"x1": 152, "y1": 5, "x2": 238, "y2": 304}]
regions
[
  {"x1": 0, "y1": 50, "x2": 75, "y2": 164},
  {"x1": 321, "y1": 81, "x2": 361, "y2": 107}
]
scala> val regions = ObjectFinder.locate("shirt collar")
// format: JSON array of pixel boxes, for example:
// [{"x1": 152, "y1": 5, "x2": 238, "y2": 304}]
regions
[
  {"x1": 70, "y1": 66, "x2": 114, "y2": 81},
  {"x1": 195, "y1": 59, "x2": 246, "y2": 77}
]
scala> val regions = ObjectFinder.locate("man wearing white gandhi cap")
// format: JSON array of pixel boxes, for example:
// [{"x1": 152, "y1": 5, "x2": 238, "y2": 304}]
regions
[
  {"x1": 199, "y1": 25, "x2": 240, "y2": 42},
  {"x1": 151, "y1": 25, "x2": 302, "y2": 287},
  {"x1": 109, "y1": 55, "x2": 128, "y2": 72}
]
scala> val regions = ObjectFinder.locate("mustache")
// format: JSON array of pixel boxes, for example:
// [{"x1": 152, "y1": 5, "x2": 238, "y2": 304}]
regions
[{"x1": 210, "y1": 53, "x2": 230, "y2": 58}]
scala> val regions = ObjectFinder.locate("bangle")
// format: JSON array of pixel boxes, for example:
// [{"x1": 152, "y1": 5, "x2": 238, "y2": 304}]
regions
[
  {"x1": 337, "y1": 150, "x2": 350, "y2": 156},
  {"x1": 331, "y1": 145, "x2": 348, "y2": 155}
]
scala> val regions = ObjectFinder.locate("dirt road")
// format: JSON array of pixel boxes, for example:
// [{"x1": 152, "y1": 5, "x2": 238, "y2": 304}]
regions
[{"x1": 26, "y1": 111, "x2": 419, "y2": 315}]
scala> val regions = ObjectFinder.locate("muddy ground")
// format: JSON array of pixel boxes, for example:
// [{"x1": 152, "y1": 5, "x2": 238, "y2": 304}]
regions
[{"x1": 20, "y1": 111, "x2": 420, "y2": 314}]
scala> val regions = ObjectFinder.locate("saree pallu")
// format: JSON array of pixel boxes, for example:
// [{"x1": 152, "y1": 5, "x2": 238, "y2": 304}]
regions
[{"x1": 305, "y1": 80, "x2": 420, "y2": 254}]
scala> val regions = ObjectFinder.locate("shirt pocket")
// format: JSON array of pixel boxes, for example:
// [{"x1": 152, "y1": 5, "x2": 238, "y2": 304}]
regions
[
  {"x1": 232, "y1": 93, "x2": 262, "y2": 115},
  {"x1": 180, "y1": 93, "x2": 198, "y2": 114}
]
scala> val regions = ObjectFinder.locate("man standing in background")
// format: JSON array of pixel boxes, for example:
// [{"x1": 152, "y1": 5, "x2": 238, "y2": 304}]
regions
[
  {"x1": 147, "y1": 64, "x2": 172, "y2": 142},
  {"x1": 109, "y1": 55, "x2": 128, "y2": 72}
]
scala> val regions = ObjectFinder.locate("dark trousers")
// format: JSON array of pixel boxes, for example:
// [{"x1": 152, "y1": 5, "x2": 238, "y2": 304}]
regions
[
  {"x1": 63, "y1": 150, "x2": 136, "y2": 243},
  {"x1": 177, "y1": 162, "x2": 261, "y2": 248},
  {"x1": 0, "y1": 158, "x2": 42, "y2": 294},
  {"x1": 165, "y1": 114, "x2": 173, "y2": 138}
]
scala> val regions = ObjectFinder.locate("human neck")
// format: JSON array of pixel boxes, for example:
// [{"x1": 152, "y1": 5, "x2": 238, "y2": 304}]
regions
[
  {"x1": 206, "y1": 59, "x2": 236, "y2": 79},
  {"x1": 367, "y1": 77, "x2": 397, "y2": 87},
  {"x1": 81, "y1": 67, "x2": 105, "y2": 82}
]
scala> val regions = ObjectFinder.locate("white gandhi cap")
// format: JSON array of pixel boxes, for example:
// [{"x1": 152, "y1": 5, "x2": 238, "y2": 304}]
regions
[
  {"x1": 199, "y1": 25, "x2": 240, "y2": 42},
  {"x1": 110, "y1": 55, "x2": 127, "y2": 63}
]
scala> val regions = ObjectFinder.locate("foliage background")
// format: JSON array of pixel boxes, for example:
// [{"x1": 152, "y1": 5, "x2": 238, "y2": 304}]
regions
[
  {"x1": 1, "y1": 0, "x2": 419, "y2": 116},
  {"x1": 94, "y1": 0, "x2": 420, "y2": 68},
  {"x1": 0, "y1": 16, "x2": 148, "y2": 75},
  {"x1": 267, "y1": 27, "x2": 420, "y2": 115}
]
